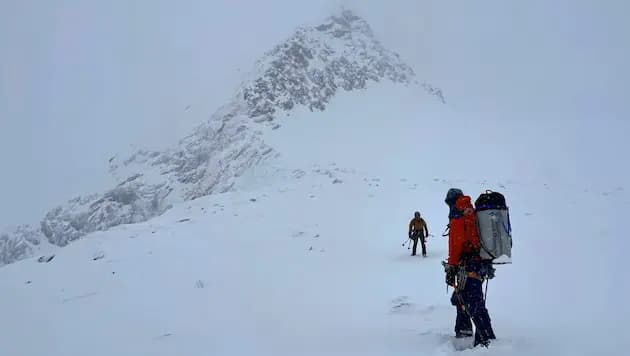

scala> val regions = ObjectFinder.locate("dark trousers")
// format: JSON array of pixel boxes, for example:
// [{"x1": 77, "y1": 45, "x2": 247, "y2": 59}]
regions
[
  {"x1": 411, "y1": 232, "x2": 426, "y2": 256},
  {"x1": 454, "y1": 302, "x2": 472, "y2": 337},
  {"x1": 451, "y1": 279, "x2": 495, "y2": 346}
]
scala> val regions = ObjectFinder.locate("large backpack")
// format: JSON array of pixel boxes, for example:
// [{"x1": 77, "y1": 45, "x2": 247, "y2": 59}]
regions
[{"x1": 474, "y1": 190, "x2": 512, "y2": 264}]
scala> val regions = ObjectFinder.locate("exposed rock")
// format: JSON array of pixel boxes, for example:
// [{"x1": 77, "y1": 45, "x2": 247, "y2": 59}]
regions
[
  {"x1": 37, "y1": 255, "x2": 55, "y2": 263},
  {"x1": 241, "y1": 10, "x2": 415, "y2": 120},
  {"x1": 0, "y1": 225, "x2": 43, "y2": 266}
]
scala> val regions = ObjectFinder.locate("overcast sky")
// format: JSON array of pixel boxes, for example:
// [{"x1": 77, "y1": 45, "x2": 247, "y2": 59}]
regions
[{"x1": 1, "y1": 0, "x2": 628, "y2": 226}]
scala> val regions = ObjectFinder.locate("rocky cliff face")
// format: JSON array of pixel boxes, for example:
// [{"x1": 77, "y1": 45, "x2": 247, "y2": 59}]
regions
[
  {"x1": 1, "y1": 10, "x2": 442, "y2": 266},
  {"x1": 240, "y1": 10, "x2": 415, "y2": 121},
  {"x1": 0, "y1": 225, "x2": 42, "y2": 265}
]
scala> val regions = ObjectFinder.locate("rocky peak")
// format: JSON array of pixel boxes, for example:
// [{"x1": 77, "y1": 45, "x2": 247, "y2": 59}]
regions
[
  {"x1": 241, "y1": 10, "x2": 415, "y2": 121},
  {"x1": 316, "y1": 9, "x2": 374, "y2": 38}
]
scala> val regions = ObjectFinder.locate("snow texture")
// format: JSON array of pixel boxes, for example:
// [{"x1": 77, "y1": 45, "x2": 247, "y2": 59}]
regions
[
  {"x1": 0, "y1": 10, "x2": 441, "y2": 265},
  {"x1": 0, "y1": 160, "x2": 625, "y2": 355}
]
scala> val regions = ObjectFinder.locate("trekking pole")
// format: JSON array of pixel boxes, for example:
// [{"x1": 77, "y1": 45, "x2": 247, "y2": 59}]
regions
[{"x1": 484, "y1": 279, "x2": 489, "y2": 302}]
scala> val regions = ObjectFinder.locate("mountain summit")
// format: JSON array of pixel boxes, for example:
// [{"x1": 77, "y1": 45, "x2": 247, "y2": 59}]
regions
[
  {"x1": 241, "y1": 9, "x2": 415, "y2": 120},
  {"x1": 1, "y1": 10, "x2": 440, "y2": 266}
]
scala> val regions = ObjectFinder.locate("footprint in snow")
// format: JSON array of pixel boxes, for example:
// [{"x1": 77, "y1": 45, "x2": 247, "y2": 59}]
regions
[
  {"x1": 418, "y1": 305, "x2": 438, "y2": 315},
  {"x1": 390, "y1": 296, "x2": 414, "y2": 313},
  {"x1": 62, "y1": 292, "x2": 99, "y2": 304},
  {"x1": 154, "y1": 333, "x2": 173, "y2": 341}
]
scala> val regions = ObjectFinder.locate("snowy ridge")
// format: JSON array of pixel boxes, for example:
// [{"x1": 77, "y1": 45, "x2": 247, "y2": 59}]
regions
[
  {"x1": 40, "y1": 181, "x2": 174, "y2": 247},
  {"x1": 0, "y1": 10, "x2": 439, "y2": 266},
  {"x1": 240, "y1": 10, "x2": 416, "y2": 120}
]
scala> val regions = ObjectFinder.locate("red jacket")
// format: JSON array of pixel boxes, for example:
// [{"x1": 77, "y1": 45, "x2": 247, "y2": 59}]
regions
[{"x1": 447, "y1": 195, "x2": 481, "y2": 266}]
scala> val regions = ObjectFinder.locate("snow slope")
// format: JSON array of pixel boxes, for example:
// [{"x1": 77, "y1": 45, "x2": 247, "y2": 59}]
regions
[
  {"x1": 1, "y1": 80, "x2": 627, "y2": 355},
  {"x1": 1, "y1": 10, "x2": 437, "y2": 265}
]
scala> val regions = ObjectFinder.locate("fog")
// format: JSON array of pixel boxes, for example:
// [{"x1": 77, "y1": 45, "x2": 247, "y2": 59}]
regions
[{"x1": 1, "y1": 0, "x2": 628, "y2": 225}]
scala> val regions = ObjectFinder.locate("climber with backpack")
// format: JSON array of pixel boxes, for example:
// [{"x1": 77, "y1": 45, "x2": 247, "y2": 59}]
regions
[
  {"x1": 408, "y1": 211, "x2": 429, "y2": 257},
  {"x1": 442, "y1": 188, "x2": 496, "y2": 348}
]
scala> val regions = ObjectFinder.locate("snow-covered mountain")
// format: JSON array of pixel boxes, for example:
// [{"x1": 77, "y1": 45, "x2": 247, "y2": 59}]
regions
[
  {"x1": 1, "y1": 8, "x2": 628, "y2": 356},
  {"x1": 0, "y1": 10, "x2": 442, "y2": 266}
]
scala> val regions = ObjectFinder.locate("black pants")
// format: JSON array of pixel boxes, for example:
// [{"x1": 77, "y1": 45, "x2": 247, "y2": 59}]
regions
[
  {"x1": 452, "y1": 279, "x2": 496, "y2": 347},
  {"x1": 410, "y1": 232, "x2": 426, "y2": 256},
  {"x1": 454, "y1": 301, "x2": 473, "y2": 337}
]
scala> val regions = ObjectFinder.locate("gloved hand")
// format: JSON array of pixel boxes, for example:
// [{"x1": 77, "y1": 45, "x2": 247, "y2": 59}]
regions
[
  {"x1": 480, "y1": 260, "x2": 496, "y2": 280},
  {"x1": 486, "y1": 265, "x2": 496, "y2": 279},
  {"x1": 446, "y1": 269, "x2": 456, "y2": 286},
  {"x1": 444, "y1": 263, "x2": 457, "y2": 286}
]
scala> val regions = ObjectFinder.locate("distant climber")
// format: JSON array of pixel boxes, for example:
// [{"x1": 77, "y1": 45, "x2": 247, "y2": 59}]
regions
[
  {"x1": 408, "y1": 211, "x2": 428, "y2": 257},
  {"x1": 443, "y1": 188, "x2": 496, "y2": 348}
]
